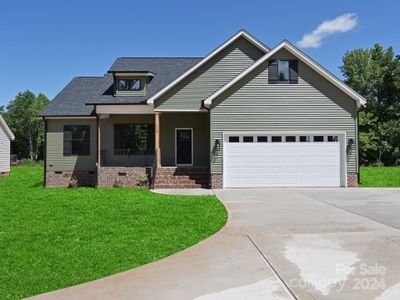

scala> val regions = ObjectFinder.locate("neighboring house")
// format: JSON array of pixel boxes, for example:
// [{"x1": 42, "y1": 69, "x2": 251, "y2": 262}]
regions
[
  {"x1": 0, "y1": 115, "x2": 15, "y2": 176},
  {"x1": 39, "y1": 30, "x2": 366, "y2": 189}
]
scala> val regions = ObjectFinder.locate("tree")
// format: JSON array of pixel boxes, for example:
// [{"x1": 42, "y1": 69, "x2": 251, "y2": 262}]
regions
[
  {"x1": 3, "y1": 91, "x2": 49, "y2": 160},
  {"x1": 340, "y1": 44, "x2": 400, "y2": 165}
]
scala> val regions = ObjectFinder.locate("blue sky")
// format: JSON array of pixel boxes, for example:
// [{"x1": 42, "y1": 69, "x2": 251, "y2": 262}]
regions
[{"x1": 0, "y1": 0, "x2": 399, "y2": 106}]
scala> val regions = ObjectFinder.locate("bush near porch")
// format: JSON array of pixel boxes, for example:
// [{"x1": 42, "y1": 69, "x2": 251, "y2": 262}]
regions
[{"x1": 0, "y1": 167, "x2": 227, "y2": 299}]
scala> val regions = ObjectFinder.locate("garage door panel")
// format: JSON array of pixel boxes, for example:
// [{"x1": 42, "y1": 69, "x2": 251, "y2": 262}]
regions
[{"x1": 224, "y1": 133, "x2": 343, "y2": 188}]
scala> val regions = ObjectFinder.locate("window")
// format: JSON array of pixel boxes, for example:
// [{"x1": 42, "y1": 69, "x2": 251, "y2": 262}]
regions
[
  {"x1": 63, "y1": 125, "x2": 90, "y2": 156},
  {"x1": 271, "y1": 136, "x2": 282, "y2": 142},
  {"x1": 114, "y1": 124, "x2": 155, "y2": 155},
  {"x1": 117, "y1": 78, "x2": 142, "y2": 91},
  {"x1": 243, "y1": 136, "x2": 254, "y2": 143},
  {"x1": 313, "y1": 136, "x2": 324, "y2": 142},
  {"x1": 285, "y1": 136, "x2": 296, "y2": 142},
  {"x1": 257, "y1": 136, "x2": 268, "y2": 142},
  {"x1": 268, "y1": 60, "x2": 298, "y2": 84},
  {"x1": 300, "y1": 136, "x2": 311, "y2": 142},
  {"x1": 328, "y1": 135, "x2": 339, "y2": 142},
  {"x1": 278, "y1": 60, "x2": 289, "y2": 81},
  {"x1": 229, "y1": 136, "x2": 239, "y2": 143}
]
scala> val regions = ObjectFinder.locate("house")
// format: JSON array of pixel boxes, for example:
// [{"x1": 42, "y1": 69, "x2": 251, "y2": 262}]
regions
[
  {"x1": 0, "y1": 115, "x2": 15, "y2": 176},
  {"x1": 39, "y1": 30, "x2": 366, "y2": 189}
]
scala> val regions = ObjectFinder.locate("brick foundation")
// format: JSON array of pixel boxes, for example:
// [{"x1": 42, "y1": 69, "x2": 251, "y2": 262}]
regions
[
  {"x1": 97, "y1": 167, "x2": 151, "y2": 188},
  {"x1": 211, "y1": 173, "x2": 223, "y2": 189},
  {"x1": 0, "y1": 172, "x2": 10, "y2": 176},
  {"x1": 347, "y1": 172, "x2": 359, "y2": 187},
  {"x1": 46, "y1": 170, "x2": 96, "y2": 188}
]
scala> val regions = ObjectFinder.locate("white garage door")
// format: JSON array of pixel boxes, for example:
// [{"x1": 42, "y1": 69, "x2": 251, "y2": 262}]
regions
[{"x1": 223, "y1": 133, "x2": 344, "y2": 188}]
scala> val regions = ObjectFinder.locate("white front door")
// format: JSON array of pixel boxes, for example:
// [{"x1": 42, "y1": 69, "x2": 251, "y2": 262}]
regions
[{"x1": 223, "y1": 133, "x2": 345, "y2": 188}]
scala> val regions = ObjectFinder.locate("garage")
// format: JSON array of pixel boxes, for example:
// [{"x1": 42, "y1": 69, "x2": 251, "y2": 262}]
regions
[{"x1": 223, "y1": 133, "x2": 346, "y2": 188}]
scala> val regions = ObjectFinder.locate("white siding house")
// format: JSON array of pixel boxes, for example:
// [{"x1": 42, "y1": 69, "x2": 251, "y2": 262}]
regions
[{"x1": 0, "y1": 115, "x2": 15, "y2": 175}]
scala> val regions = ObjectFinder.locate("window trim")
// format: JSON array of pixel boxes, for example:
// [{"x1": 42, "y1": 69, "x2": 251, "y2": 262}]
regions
[
  {"x1": 113, "y1": 123, "x2": 155, "y2": 156},
  {"x1": 175, "y1": 128, "x2": 193, "y2": 166},
  {"x1": 116, "y1": 78, "x2": 143, "y2": 91},
  {"x1": 63, "y1": 125, "x2": 90, "y2": 156},
  {"x1": 269, "y1": 59, "x2": 299, "y2": 84}
]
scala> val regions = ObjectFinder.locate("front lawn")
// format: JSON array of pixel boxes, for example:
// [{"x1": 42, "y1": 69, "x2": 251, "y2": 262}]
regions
[
  {"x1": 0, "y1": 167, "x2": 227, "y2": 299},
  {"x1": 360, "y1": 166, "x2": 400, "y2": 187}
]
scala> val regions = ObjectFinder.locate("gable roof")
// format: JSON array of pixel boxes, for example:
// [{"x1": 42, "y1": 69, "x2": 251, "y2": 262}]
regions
[
  {"x1": 146, "y1": 30, "x2": 270, "y2": 104},
  {"x1": 0, "y1": 115, "x2": 15, "y2": 140},
  {"x1": 204, "y1": 40, "x2": 367, "y2": 108},
  {"x1": 39, "y1": 58, "x2": 201, "y2": 117}
]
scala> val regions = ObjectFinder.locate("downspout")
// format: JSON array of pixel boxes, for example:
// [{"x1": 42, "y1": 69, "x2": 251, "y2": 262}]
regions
[
  {"x1": 43, "y1": 118, "x2": 47, "y2": 188},
  {"x1": 356, "y1": 108, "x2": 360, "y2": 185}
]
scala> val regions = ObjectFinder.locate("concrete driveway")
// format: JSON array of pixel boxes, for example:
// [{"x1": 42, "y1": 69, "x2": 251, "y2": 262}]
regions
[{"x1": 30, "y1": 188, "x2": 400, "y2": 300}]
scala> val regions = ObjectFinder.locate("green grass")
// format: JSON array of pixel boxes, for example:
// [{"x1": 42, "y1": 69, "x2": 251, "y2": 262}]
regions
[
  {"x1": 360, "y1": 166, "x2": 400, "y2": 187},
  {"x1": 0, "y1": 167, "x2": 227, "y2": 299}
]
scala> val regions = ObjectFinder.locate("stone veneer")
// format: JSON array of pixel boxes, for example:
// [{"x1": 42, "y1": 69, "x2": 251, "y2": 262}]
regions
[
  {"x1": 211, "y1": 173, "x2": 223, "y2": 189},
  {"x1": 97, "y1": 166, "x2": 151, "y2": 188},
  {"x1": 46, "y1": 170, "x2": 96, "y2": 188},
  {"x1": 347, "y1": 172, "x2": 359, "y2": 187}
]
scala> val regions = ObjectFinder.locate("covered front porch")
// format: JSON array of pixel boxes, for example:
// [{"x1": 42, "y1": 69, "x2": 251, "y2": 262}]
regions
[{"x1": 96, "y1": 109, "x2": 210, "y2": 188}]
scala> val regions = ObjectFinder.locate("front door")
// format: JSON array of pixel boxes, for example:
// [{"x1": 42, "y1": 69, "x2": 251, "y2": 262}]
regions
[{"x1": 176, "y1": 129, "x2": 192, "y2": 166}]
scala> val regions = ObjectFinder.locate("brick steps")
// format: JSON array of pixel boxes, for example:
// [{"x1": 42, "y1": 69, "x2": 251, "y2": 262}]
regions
[{"x1": 153, "y1": 167, "x2": 210, "y2": 189}]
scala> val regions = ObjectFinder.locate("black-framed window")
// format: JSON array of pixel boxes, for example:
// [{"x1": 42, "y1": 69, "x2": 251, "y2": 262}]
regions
[
  {"x1": 268, "y1": 60, "x2": 298, "y2": 84},
  {"x1": 117, "y1": 78, "x2": 142, "y2": 91},
  {"x1": 285, "y1": 136, "x2": 296, "y2": 142},
  {"x1": 271, "y1": 136, "x2": 282, "y2": 142},
  {"x1": 63, "y1": 125, "x2": 90, "y2": 156},
  {"x1": 313, "y1": 136, "x2": 324, "y2": 142},
  {"x1": 257, "y1": 136, "x2": 268, "y2": 142},
  {"x1": 229, "y1": 136, "x2": 240, "y2": 143},
  {"x1": 300, "y1": 136, "x2": 311, "y2": 142},
  {"x1": 114, "y1": 124, "x2": 155, "y2": 155},
  {"x1": 328, "y1": 135, "x2": 339, "y2": 142},
  {"x1": 243, "y1": 136, "x2": 254, "y2": 143}
]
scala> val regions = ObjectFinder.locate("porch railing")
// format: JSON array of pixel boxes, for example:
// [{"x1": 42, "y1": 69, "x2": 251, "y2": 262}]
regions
[{"x1": 100, "y1": 150, "x2": 155, "y2": 167}]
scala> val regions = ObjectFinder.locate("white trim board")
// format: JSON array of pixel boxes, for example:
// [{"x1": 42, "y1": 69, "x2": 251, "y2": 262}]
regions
[
  {"x1": 147, "y1": 30, "x2": 269, "y2": 105},
  {"x1": 175, "y1": 128, "x2": 194, "y2": 166},
  {"x1": 0, "y1": 115, "x2": 15, "y2": 140},
  {"x1": 96, "y1": 104, "x2": 154, "y2": 114},
  {"x1": 204, "y1": 40, "x2": 367, "y2": 108}
]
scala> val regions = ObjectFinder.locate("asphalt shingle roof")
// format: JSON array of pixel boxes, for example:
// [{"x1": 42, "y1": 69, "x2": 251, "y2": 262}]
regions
[{"x1": 39, "y1": 57, "x2": 202, "y2": 117}]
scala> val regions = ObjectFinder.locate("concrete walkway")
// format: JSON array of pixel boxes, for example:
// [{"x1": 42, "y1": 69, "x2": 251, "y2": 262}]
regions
[{"x1": 30, "y1": 188, "x2": 400, "y2": 300}]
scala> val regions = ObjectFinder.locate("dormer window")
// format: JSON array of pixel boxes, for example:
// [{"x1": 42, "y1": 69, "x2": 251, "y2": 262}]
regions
[{"x1": 117, "y1": 78, "x2": 142, "y2": 91}]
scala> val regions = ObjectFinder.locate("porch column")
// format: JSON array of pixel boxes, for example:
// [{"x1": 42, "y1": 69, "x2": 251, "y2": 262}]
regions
[
  {"x1": 155, "y1": 112, "x2": 161, "y2": 167},
  {"x1": 97, "y1": 115, "x2": 101, "y2": 167}
]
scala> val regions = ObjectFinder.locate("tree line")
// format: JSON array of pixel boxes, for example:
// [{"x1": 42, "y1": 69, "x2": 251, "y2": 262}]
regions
[
  {"x1": 0, "y1": 43, "x2": 399, "y2": 166},
  {"x1": 341, "y1": 44, "x2": 400, "y2": 166},
  {"x1": 0, "y1": 91, "x2": 49, "y2": 160}
]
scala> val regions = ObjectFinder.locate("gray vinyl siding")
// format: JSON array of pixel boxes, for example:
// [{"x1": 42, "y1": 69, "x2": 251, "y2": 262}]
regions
[
  {"x1": 155, "y1": 37, "x2": 265, "y2": 111},
  {"x1": 100, "y1": 114, "x2": 154, "y2": 167},
  {"x1": 160, "y1": 113, "x2": 209, "y2": 166},
  {"x1": 46, "y1": 119, "x2": 97, "y2": 171},
  {"x1": 210, "y1": 48, "x2": 358, "y2": 174},
  {"x1": 0, "y1": 125, "x2": 10, "y2": 173}
]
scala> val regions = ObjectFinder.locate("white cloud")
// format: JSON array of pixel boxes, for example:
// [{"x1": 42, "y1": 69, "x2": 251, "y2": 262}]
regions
[{"x1": 297, "y1": 13, "x2": 358, "y2": 48}]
